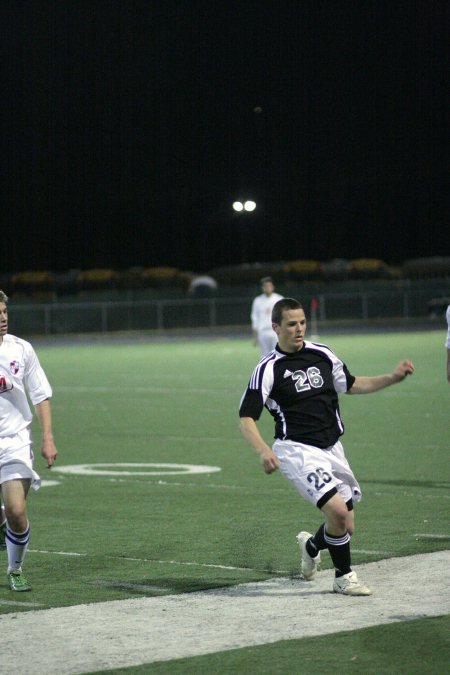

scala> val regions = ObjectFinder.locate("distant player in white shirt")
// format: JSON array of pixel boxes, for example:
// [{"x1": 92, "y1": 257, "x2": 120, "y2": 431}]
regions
[
  {"x1": 0, "y1": 290, "x2": 58, "y2": 591},
  {"x1": 250, "y1": 277, "x2": 283, "y2": 356},
  {"x1": 446, "y1": 305, "x2": 450, "y2": 383}
]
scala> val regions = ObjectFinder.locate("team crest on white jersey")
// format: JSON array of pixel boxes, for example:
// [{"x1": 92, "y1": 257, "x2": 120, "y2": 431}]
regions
[{"x1": 10, "y1": 361, "x2": 20, "y2": 375}]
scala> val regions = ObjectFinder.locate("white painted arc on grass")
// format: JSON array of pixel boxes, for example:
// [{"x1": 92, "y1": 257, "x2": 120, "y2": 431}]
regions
[{"x1": 52, "y1": 463, "x2": 222, "y2": 476}]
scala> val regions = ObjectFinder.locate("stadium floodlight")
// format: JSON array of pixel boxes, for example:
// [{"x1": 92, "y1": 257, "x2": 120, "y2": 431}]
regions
[
  {"x1": 232, "y1": 200, "x2": 257, "y2": 212},
  {"x1": 232, "y1": 198, "x2": 257, "y2": 263}
]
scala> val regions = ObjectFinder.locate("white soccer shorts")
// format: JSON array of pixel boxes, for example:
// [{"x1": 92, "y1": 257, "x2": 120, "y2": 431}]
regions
[
  {"x1": 258, "y1": 329, "x2": 278, "y2": 356},
  {"x1": 272, "y1": 439, "x2": 361, "y2": 507},
  {"x1": 0, "y1": 428, "x2": 41, "y2": 490}
]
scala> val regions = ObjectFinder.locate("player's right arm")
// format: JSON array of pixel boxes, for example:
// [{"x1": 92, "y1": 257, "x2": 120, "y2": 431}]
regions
[
  {"x1": 239, "y1": 357, "x2": 279, "y2": 473},
  {"x1": 239, "y1": 416, "x2": 280, "y2": 474}
]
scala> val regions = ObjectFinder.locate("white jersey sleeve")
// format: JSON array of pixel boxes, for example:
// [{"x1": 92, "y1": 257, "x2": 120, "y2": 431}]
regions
[
  {"x1": 0, "y1": 334, "x2": 52, "y2": 437},
  {"x1": 305, "y1": 341, "x2": 354, "y2": 393}
]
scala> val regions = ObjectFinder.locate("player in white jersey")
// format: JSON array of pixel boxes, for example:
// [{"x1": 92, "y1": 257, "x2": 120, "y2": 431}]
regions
[
  {"x1": 250, "y1": 277, "x2": 283, "y2": 356},
  {"x1": 239, "y1": 298, "x2": 414, "y2": 596},
  {"x1": 446, "y1": 305, "x2": 450, "y2": 383},
  {"x1": 0, "y1": 290, "x2": 58, "y2": 591}
]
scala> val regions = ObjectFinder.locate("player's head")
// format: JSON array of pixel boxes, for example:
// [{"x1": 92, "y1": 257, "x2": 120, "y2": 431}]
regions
[
  {"x1": 260, "y1": 276, "x2": 275, "y2": 296},
  {"x1": 272, "y1": 299, "x2": 306, "y2": 353},
  {"x1": 271, "y1": 298, "x2": 303, "y2": 324},
  {"x1": 0, "y1": 290, "x2": 8, "y2": 339}
]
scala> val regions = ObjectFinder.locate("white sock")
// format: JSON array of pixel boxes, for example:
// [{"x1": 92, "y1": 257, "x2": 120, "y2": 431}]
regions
[{"x1": 6, "y1": 523, "x2": 30, "y2": 573}]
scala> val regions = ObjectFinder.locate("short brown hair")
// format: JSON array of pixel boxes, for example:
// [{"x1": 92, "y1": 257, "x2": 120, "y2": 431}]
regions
[
  {"x1": 260, "y1": 276, "x2": 273, "y2": 285},
  {"x1": 0, "y1": 290, "x2": 8, "y2": 304},
  {"x1": 271, "y1": 298, "x2": 303, "y2": 324}
]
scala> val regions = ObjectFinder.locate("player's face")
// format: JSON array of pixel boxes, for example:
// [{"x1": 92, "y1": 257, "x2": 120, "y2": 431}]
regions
[
  {"x1": 262, "y1": 281, "x2": 274, "y2": 296},
  {"x1": 273, "y1": 308, "x2": 307, "y2": 352},
  {"x1": 0, "y1": 302, "x2": 8, "y2": 340}
]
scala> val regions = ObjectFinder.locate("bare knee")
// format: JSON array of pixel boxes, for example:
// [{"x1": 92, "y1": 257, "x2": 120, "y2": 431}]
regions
[
  {"x1": 2, "y1": 479, "x2": 30, "y2": 532},
  {"x1": 325, "y1": 509, "x2": 348, "y2": 535},
  {"x1": 4, "y1": 504, "x2": 28, "y2": 532},
  {"x1": 321, "y1": 493, "x2": 354, "y2": 536}
]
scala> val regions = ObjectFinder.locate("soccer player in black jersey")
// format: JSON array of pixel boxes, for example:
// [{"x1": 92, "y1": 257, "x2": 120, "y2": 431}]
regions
[{"x1": 239, "y1": 298, "x2": 414, "y2": 595}]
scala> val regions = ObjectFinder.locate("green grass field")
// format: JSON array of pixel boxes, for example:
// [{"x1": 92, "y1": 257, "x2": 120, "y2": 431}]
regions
[{"x1": 1, "y1": 329, "x2": 449, "y2": 673}]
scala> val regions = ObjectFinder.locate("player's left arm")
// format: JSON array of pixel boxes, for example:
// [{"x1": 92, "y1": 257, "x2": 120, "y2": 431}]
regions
[
  {"x1": 35, "y1": 398, "x2": 58, "y2": 467},
  {"x1": 347, "y1": 359, "x2": 414, "y2": 395}
]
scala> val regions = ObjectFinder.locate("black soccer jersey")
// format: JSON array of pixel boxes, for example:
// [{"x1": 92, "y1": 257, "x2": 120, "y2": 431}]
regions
[{"x1": 239, "y1": 341, "x2": 356, "y2": 449}]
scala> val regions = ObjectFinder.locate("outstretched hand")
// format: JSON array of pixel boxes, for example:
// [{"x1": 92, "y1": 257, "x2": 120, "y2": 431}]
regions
[{"x1": 394, "y1": 359, "x2": 414, "y2": 381}]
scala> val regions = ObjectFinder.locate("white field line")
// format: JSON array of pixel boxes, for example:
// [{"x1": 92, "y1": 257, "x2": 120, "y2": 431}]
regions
[
  {"x1": 28, "y1": 547, "x2": 393, "y2": 570},
  {"x1": 351, "y1": 549, "x2": 391, "y2": 555},
  {"x1": 0, "y1": 600, "x2": 43, "y2": 607},
  {"x1": 46, "y1": 474, "x2": 450, "y2": 499},
  {"x1": 0, "y1": 551, "x2": 448, "y2": 674},
  {"x1": 373, "y1": 490, "x2": 450, "y2": 500},
  {"x1": 56, "y1": 385, "x2": 233, "y2": 395},
  {"x1": 88, "y1": 479, "x2": 450, "y2": 500},
  {"x1": 106, "y1": 479, "x2": 269, "y2": 490},
  {"x1": 56, "y1": 386, "x2": 425, "y2": 396},
  {"x1": 28, "y1": 549, "x2": 291, "y2": 574},
  {"x1": 121, "y1": 481, "x2": 450, "y2": 500}
]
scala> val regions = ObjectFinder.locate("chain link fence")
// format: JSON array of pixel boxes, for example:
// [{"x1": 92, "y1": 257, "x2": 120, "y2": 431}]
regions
[{"x1": 8, "y1": 288, "x2": 448, "y2": 336}]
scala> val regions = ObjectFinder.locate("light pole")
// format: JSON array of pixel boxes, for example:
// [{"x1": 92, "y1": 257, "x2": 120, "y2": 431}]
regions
[{"x1": 232, "y1": 200, "x2": 257, "y2": 263}]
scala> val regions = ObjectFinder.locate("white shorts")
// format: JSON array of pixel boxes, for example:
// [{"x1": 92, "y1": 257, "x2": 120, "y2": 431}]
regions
[
  {"x1": 272, "y1": 439, "x2": 361, "y2": 507},
  {"x1": 258, "y1": 329, "x2": 277, "y2": 356},
  {"x1": 0, "y1": 428, "x2": 41, "y2": 491}
]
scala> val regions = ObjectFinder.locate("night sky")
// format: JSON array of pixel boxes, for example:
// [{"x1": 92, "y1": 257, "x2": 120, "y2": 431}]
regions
[{"x1": 2, "y1": 0, "x2": 449, "y2": 274}]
